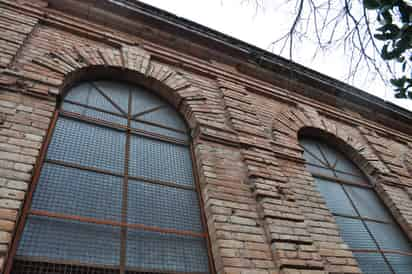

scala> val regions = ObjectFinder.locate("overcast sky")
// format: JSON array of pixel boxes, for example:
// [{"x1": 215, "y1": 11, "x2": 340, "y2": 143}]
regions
[{"x1": 139, "y1": 0, "x2": 412, "y2": 111}]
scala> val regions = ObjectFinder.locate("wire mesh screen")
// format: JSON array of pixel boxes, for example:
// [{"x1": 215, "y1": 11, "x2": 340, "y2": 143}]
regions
[
  {"x1": 32, "y1": 163, "x2": 123, "y2": 221},
  {"x1": 62, "y1": 102, "x2": 128, "y2": 126},
  {"x1": 300, "y1": 137, "x2": 412, "y2": 274},
  {"x1": 11, "y1": 260, "x2": 120, "y2": 274},
  {"x1": 138, "y1": 106, "x2": 187, "y2": 132},
  {"x1": 129, "y1": 136, "x2": 194, "y2": 186},
  {"x1": 12, "y1": 81, "x2": 210, "y2": 274},
  {"x1": 47, "y1": 117, "x2": 126, "y2": 174},
  {"x1": 386, "y1": 254, "x2": 412, "y2": 274},
  {"x1": 126, "y1": 229, "x2": 209, "y2": 273},
  {"x1": 334, "y1": 216, "x2": 377, "y2": 249},
  {"x1": 353, "y1": 252, "x2": 393, "y2": 274},
  {"x1": 314, "y1": 178, "x2": 357, "y2": 216},
  {"x1": 17, "y1": 216, "x2": 121, "y2": 266},
  {"x1": 65, "y1": 83, "x2": 122, "y2": 115},
  {"x1": 127, "y1": 179, "x2": 202, "y2": 232},
  {"x1": 93, "y1": 81, "x2": 130, "y2": 114}
]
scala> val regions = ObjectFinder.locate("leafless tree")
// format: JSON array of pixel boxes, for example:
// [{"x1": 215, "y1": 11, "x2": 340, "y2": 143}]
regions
[{"x1": 241, "y1": 0, "x2": 397, "y2": 89}]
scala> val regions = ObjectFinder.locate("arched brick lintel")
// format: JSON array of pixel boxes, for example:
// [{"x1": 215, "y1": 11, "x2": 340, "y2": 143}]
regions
[
  {"x1": 298, "y1": 126, "x2": 381, "y2": 178},
  {"x1": 272, "y1": 106, "x2": 389, "y2": 179},
  {"x1": 32, "y1": 45, "x2": 206, "y2": 130}
]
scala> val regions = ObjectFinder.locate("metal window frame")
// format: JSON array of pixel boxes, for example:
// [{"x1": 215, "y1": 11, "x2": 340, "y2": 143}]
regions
[
  {"x1": 5, "y1": 82, "x2": 216, "y2": 274},
  {"x1": 301, "y1": 139, "x2": 412, "y2": 274}
]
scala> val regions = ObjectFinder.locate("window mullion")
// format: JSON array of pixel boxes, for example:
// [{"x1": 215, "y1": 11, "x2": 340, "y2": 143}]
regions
[
  {"x1": 339, "y1": 183, "x2": 396, "y2": 274},
  {"x1": 120, "y1": 88, "x2": 132, "y2": 274}
]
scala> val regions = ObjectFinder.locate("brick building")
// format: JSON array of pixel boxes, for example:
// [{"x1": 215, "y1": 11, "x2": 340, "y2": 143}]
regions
[{"x1": 0, "y1": 0, "x2": 412, "y2": 273}]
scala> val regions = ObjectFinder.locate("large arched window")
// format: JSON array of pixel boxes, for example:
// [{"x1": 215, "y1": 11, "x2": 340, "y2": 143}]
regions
[
  {"x1": 300, "y1": 137, "x2": 412, "y2": 274},
  {"x1": 11, "y1": 81, "x2": 211, "y2": 274}
]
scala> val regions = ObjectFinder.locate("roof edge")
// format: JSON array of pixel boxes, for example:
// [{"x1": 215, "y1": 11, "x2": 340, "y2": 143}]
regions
[{"x1": 48, "y1": 0, "x2": 412, "y2": 127}]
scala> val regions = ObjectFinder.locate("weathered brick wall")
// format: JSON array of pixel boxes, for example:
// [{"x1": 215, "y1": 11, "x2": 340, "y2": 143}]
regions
[
  {"x1": 0, "y1": 1, "x2": 412, "y2": 274},
  {"x1": 0, "y1": 90, "x2": 54, "y2": 269}
]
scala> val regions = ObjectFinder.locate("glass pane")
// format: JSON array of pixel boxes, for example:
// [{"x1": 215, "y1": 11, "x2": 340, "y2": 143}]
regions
[
  {"x1": 126, "y1": 229, "x2": 209, "y2": 273},
  {"x1": 315, "y1": 178, "x2": 357, "y2": 216},
  {"x1": 93, "y1": 81, "x2": 130, "y2": 114},
  {"x1": 17, "y1": 216, "x2": 120, "y2": 266},
  {"x1": 62, "y1": 102, "x2": 127, "y2": 126},
  {"x1": 65, "y1": 82, "x2": 122, "y2": 114},
  {"x1": 131, "y1": 120, "x2": 188, "y2": 141},
  {"x1": 333, "y1": 150, "x2": 365, "y2": 177},
  {"x1": 131, "y1": 86, "x2": 164, "y2": 116},
  {"x1": 127, "y1": 179, "x2": 202, "y2": 232},
  {"x1": 47, "y1": 117, "x2": 126, "y2": 174},
  {"x1": 353, "y1": 252, "x2": 392, "y2": 274},
  {"x1": 344, "y1": 185, "x2": 392, "y2": 222},
  {"x1": 300, "y1": 139, "x2": 328, "y2": 167},
  {"x1": 318, "y1": 142, "x2": 338, "y2": 168},
  {"x1": 386, "y1": 254, "x2": 412, "y2": 274},
  {"x1": 139, "y1": 106, "x2": 187, "y2": 132},
  {"x1": 366, "y1": 221, "x2": 412, "y2": 252},
  {"x1": 12, "y1": 260, "x2": 120, "y2": 274},
  {"x1": 32, "y1": 163, "x2": 122, "y2": 221},
  {"x1": 129, "y1": 135, "x2": 193, "y2": 186},
  {"x1": 335, "y1": 216, "x2": 378, "y2": 249}
]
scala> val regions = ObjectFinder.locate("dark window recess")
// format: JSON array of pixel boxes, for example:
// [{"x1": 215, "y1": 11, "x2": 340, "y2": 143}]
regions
[
  {"x1": 300, "y1": 138, "x2": 412, "y2": 274},
  {"x1": 11, "y1": 81, "x2": 210, "y2": 274}
]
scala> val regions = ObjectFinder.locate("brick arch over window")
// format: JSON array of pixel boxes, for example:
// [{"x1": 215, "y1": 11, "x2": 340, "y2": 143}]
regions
[
  {"x1": 271, "y1": 106, "x2": 390, "y2": 178},
  {"x1": 298, "y1": 135, "x2": 412, "y2": 274},
  {"x1": 31, "y1": 45, "x2": 207, "y2": 130},
  {"x1": 3, "y1": 45, "x2": 221, "y2": 274},
  {"x1": 271, "y1": 106, "x2": 412, "y2": 272},
  {"x1": 7, "y1": 79, "x2": 213, "y2": 274}
]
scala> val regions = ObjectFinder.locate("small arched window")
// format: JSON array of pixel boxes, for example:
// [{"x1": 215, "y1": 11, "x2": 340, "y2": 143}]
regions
[
  {"x1": 12, "y1": 81, "x2": 211, "y2": 274},
  {"x1": 300, "y1": 137, "x2": 412, "y2": 274}
]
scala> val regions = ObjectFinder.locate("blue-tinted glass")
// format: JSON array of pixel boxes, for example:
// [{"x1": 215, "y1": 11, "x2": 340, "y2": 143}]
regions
[
  {"x1": 139, "y1": 106, "x2": 187, "y2": 132},
  {"x1": 366, "y1": 221, "x2": 412, "y2": 252},
  {"x1": 318, "y1": 142, "x2": 338, "y2": 168},
  {"x1": 93, "y1": 81, "x2": 130, "y2": 114},
  {"x1": 131, "y1": 86, "x2": 164, "y2": 116},
  {"x1": 386, "y1": 254, "x2": 412, "y2": 274},
  {"x1": 127, "y1": 180, "x2": 202, "y2": 232},
  {"x1": 315, "y1": 178, "x2": 357, "y2": 216},
  {"x1": 65, "y1": 83, "x2": 122, "y2": 114},
  {"x1": 131, "y1": 120, "x2": 188, "y2": 141},
  {"x1": 333, "y1": 150, "x2": 365, "y2": 176},
  {"x1": 344, "y1": 186, "x2": 392, "y2": 222},
  {"x1": 301, "y1": 139, "x2": 328, "y2": 167},
  {"x1": 47, "y1": 117, "x2": 126, "y2": 173},
  {"x1": 126, "y1": 229, "x2": 209, "y2": 273},
  {"x1": 62, "y1": 102, "x2": 127, "y2": 126},
  {"x1": 129, "y1": 135, "x2": 193, "y2": 186},
  {"x1": 335, "y1": 216, "x2": 378, "y2": 249},
  {"x1": 17, "y1": 216, "x2": 120, "y2": 266},
  {"x1": 32, "y1": 163, "x2": 122, "y2": 221},
  {"x1": 353, "y1": 252, "x2": 392, "y2": 274}
]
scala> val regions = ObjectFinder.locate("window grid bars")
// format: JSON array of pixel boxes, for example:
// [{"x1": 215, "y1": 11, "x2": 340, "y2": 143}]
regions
[
  {"x1": 303, "y1": 142, "x2": 408, "y2": 274},
  {"x1": 64, "y1": 97, "x2": 187, "y2": 135},
  {"x1": 8, "y1": 84, "x2": 211, "y2": 274},
  {"x1": 12, "y1": 257, "x2": 209, "y2": 274},
  {"x1": 59, "y1": 110, "x2": 188, "y2": 146}
]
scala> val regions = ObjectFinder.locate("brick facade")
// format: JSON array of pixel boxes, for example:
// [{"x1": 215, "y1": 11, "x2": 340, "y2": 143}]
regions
[{"x1": 0, "y1": 1, "x2": 412, "y2": 273}]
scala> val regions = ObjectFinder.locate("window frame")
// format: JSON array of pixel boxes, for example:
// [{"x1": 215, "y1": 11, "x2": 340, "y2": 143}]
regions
[
  {"x1": 5, "y1": 81, "x2": 215, "y2": 274},
  {"x1": 300, "y1": 137, "x2": 412, "y2": 274}
]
